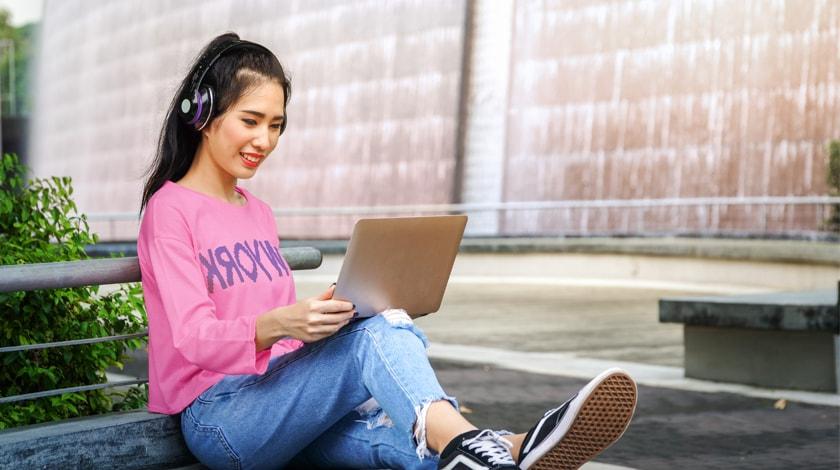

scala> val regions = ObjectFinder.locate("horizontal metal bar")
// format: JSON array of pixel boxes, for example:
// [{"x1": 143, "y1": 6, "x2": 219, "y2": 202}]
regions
[
  {"x1": 0, "y1": 257, "x2": 141, "y2": 294},
  {"x1": 0, "y1": 247, "x2": 322, "y2": 293},
  {"x1": 85, "y1": 196, "x2": 840, "y2": 221},
  {"x1": 0, "y1": 330, "x2": 148, "y2": 353},
  {"x1": 273, "y1": 196, "x2": 840, "y2": 216},
  {"x1": 0, "y1": 379, "x2": 148, "y2": 404}
]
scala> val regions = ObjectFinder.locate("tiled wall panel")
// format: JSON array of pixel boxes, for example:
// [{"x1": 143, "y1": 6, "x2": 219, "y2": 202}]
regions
[
  {"x1": 31, "y1": 0, "x2": 466, "y2": 239},
  {"x1": 30, "y1": 0, "x2": 838, "y2": 239},
  {"x1": 502, "y1": 0, "x2": 839, "y2": 235}
]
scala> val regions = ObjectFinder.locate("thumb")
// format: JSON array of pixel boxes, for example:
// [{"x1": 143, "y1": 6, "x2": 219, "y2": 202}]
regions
[{"x1": 317, "y1": 283, "x2": 336, "y2": 301}]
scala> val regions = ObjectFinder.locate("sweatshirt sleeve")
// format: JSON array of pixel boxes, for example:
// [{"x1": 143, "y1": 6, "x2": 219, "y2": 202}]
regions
[{"x1": 147, "y1": 234, "x2": 271, "y2": 375}]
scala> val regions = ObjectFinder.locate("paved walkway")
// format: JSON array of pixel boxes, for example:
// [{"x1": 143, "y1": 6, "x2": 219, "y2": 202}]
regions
[
  {"x1": 293, "y1": 252, "x2": 840, "y2": 468},
  {"x1": 115, "y1": 251, "x2": 839, "y2": 468},
  {"x1": 431, "y1": 359, "x2": 839, "y2": 469}
]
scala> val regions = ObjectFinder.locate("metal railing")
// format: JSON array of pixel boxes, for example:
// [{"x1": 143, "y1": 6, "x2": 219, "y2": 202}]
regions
[
  {"x1": 0, "y1": 247, "x2": 322, "y2": 404},
  {"x1": 87, "y1": 196, "x2": 840, "y2": 220},
  {"x1": 85, "y1": 196, "x2": 840, "y2": 240}
]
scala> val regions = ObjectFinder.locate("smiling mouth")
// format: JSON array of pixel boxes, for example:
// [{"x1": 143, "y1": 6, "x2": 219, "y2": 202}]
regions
[
  {"x1": 240, "y1": 153, "x2": 262, "y2": 166},
  {"x1": 240, "y1": 153, "x2": 260, "y2": 163}
]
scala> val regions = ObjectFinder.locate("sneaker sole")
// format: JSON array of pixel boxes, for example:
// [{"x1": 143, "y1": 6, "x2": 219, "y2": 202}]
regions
[{"x1": 521, "y1": 368, "x2": 638, "y2": 470}]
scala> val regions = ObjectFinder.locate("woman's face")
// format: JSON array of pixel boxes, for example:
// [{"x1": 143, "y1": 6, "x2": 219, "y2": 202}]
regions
[{"x1": 201, "y1": 79, "x2": 286, "y2": 180}]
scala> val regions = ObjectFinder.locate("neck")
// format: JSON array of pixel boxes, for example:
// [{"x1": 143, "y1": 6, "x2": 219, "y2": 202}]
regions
[{"x1": 179, "y1": 141, "x2": 240, "y2": 204}]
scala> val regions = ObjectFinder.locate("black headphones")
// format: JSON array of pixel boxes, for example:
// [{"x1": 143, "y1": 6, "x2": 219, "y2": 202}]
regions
[{"x1": 178, "y1": 39, "x2": 273, "y2": 131}]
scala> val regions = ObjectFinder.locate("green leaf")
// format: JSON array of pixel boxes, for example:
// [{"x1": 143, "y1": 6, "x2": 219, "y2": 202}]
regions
[{"x1": 0, "y1": 154, "x2": 149, "y2": 429}]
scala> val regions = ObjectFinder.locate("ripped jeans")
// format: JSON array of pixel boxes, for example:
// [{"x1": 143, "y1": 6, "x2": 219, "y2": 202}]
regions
[{"x1": 180, "y1": 312, "x2": 458, "y2": 470}]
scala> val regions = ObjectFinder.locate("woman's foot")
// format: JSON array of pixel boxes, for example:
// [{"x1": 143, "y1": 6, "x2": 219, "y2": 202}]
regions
[
  {"x1": 517, "y1": 368, "x2": 637, "y2": 469},
  {"x1": 437, "y1": 429, "x2": 518, "y2": 469}
]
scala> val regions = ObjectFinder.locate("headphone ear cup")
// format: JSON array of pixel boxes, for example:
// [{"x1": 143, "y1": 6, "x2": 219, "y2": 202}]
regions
[
  {"x1": 194, "y1": 85, "x2": 215, "y2": 131},
  {"x1": 178, "y1": 86, "x2": 214, "y2": 130},
  {"x1": 178, "y1": 89, "x2": 198, "y2": 125}
]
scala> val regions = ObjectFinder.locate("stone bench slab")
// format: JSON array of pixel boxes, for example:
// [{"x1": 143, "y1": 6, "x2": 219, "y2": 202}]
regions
[
  {"x1": 658, "y1": 287, "x2": 839, "y2": 392},
  {"x1": 0, "y1": 410, "x2": 195, "y2": 469},
  {"x1": 659, "y1": 289, "x2": 838, "y2": 333}
]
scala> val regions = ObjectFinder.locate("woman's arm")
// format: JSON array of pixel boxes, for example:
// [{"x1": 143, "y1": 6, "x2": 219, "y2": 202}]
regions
[
  {"x1": 255, "y1": 284, "x2": 355, "y2": 350},
  {"x1": 144, "y1": 234, "x2": 275, "y2": 374}
]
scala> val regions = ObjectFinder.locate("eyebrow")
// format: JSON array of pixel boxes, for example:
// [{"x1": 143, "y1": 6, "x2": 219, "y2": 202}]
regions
[{"x1": 241, "y1": 110, "x2": 285, "y2": 121}]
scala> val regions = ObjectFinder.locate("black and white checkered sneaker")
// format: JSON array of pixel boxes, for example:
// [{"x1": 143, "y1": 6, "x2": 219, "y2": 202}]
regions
[
  {"x1": 518, "y1": 367, "x2": 637, "y2": 469},
  {"x1": 438, "y1": 429, "x2": 518, "y2": 470}
]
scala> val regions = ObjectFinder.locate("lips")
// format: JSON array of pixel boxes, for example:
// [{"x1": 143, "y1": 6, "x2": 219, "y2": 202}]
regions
[{"x1": 239, "y1": 152, "x2": 264, "y2": 168}]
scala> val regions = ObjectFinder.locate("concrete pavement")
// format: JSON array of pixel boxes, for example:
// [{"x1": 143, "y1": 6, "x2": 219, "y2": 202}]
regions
[
  {"x1": 292, "y1": 252, "x2": 840, "y2": 468},
  {"x1": 430, "y1": 359, "x2": 839, "y2": 469},
  {"x1": 114, "y1": 249, "x2": 839, "y2": 468}
]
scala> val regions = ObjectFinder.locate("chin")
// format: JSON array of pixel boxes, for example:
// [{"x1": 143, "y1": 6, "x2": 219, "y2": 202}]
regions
[{"x1": 233, "y1": 165, "x2": 260, "y2": 178}]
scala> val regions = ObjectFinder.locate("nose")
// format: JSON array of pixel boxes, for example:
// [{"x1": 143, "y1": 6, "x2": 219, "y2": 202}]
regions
[{"x1": 252, "y1": 125, "x2": 272, "y2": 151}]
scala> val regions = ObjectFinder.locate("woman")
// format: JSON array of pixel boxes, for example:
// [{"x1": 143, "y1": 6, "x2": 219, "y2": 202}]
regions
[{"x1": 137, "y1": 32, "x2": 637, "y2": 470}]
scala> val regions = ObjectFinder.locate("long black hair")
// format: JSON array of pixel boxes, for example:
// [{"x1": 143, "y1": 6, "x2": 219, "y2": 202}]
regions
[{"x1": 139, "y1": 32, "x2": 291, "y2": 216}]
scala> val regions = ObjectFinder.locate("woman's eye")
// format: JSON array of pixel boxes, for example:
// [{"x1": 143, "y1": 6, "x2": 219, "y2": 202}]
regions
[
  {"x1": 242, "y1": 119, "x2": 257, "y2": 125},
  {"x1": 270, "y1": 124, "x2": 282, "y2": 130}
]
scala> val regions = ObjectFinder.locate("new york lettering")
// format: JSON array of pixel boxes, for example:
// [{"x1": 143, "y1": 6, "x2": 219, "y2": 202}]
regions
[{"x1": 198, "y1": 239, "x2": 290, "y2": 293}]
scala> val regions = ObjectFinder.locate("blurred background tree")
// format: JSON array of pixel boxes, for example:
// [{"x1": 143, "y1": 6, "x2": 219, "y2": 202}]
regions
[
  {"x1": 0, "y1": 7, "x2": 35, "y2": 116},
  {"x1": 827, "y1": 140, "x2": 840, "y2": 233},
  {"x1": 0, "y1": 6, "x2": 35, "y2": 168}
]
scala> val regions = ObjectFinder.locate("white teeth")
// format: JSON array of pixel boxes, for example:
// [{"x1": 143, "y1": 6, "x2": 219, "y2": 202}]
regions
[{"x1": 240, "y1": 153, "x2": 259, "y2": 164}]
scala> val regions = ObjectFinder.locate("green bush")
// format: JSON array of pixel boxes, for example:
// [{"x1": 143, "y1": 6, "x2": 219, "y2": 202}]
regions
[
  {"x1": 0, "y1": 153, "x2": 148, "y2": 429},
  {"x1": 827, "y1": 140, "x2": 840, "y2": 233}
]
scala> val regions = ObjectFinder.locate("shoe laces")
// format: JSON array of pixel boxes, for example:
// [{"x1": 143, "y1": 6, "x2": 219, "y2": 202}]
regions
[{"x1": 462, "y1": 429, "x2": 516, "y2": 465}]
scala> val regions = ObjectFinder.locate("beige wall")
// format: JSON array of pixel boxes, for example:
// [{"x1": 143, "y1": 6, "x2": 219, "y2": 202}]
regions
[
  {"x1": 249, "y1": 1, "x2": 466, "y2": 238},
  {"x1": 29, "y1": 0, "x2": 838, "y2": 240},
  {"x1": 501, "y1": 0, "x2": 839, "y2": 235},
  {"x1": 31, "y1": 0, "x2": 466, "y2": 239}
]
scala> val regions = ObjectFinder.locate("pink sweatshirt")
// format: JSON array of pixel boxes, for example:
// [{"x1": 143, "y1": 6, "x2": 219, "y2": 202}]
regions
[{"x1": 137, "y1": 180, "x2": 303, "y2": 414}]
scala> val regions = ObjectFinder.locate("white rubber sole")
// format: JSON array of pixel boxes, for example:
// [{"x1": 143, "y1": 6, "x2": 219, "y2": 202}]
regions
[{"x1": 520, "y1": 367, "x2": 638, "y2": 470}]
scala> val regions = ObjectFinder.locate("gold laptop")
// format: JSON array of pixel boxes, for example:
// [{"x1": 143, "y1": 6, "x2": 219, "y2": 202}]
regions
[{"x1": 334, "y1": 215, "x2": 467, "y2": 318}]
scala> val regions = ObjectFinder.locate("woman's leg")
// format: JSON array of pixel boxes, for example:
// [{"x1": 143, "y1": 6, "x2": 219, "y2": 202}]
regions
[
  {"x1": 286, "y1": 408, "x2": 439, "y2": 469},
  {"x1": 180, "y1": 313, "x2": 459, "y2": 469}
]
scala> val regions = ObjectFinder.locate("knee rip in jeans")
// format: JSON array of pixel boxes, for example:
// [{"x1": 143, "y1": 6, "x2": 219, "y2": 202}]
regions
[
  {"x1": 379, "y1": 308, "x2": 430, "y2": 349},
  {"x1": 354, "y1": 395, "x2": 460, "y2": 461},
  {"x1": 355, "y1": 309, "x2": 454, "y2": 460},
  {"x1": 355, "y1": 397, "x2": 395, "y2": 430}
]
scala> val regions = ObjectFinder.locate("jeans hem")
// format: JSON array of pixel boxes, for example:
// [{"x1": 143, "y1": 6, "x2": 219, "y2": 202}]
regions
[{"x1": 412, "y1": 395, "x2": 460, "y2": 460}]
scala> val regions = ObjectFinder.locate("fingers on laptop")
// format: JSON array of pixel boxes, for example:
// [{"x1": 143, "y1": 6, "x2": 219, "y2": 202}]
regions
[
  {"x1": 313, "y1": 299, "x2": 354, "y2": 315},
  {"x1": 315, "y1": 310, "x2": 354, "y2": 325}
]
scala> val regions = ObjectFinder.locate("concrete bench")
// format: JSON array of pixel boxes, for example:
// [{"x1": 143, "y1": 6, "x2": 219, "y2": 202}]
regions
[
  {"x1": 0, "y1": 247, "x2": 321, "y2": 469},
  {"x1": 659, "y1": 284, "x2": 839, "y2": 392},
  {"x1": 0, "y1": 410, "x2": 196, "y2": 468}
]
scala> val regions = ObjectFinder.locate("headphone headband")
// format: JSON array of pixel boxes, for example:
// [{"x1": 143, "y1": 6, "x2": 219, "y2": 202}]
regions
[
  {"x1": 179, "y1": 39, "x2": 273, "y2": 130},
  {"x1": 187, "y1": 39, "x2": 272, "y2": 98}
]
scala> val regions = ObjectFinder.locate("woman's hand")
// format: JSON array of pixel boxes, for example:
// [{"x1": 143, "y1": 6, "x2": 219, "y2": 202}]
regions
[
  {"x1": 282, "y1": 285, "x2": 356, "y2": 342},
  {"x1": 256, "y1": 285, "x2": 355, "y2": 349}
]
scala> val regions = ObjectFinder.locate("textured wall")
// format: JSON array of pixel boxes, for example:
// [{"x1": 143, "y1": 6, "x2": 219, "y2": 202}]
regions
[
  {"x1": 502, "y1": 0, "x2": 839, "y2": 235},
  {"x1": 30, "y1": 0, "x2": 466, "y2": 239},
  {"x1": 30, "y1": 0, "x2": 838, "y2": 240},
  {"x1": 460, "y1": 0, "x2": 515, "y2": 236},
  {"x1": 251, "y1": 1, "x2": 466, "y2": 238}
]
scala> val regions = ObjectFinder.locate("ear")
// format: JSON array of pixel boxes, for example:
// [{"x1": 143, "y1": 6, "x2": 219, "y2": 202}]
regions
[{"x1": 201, "y1": 115, "x2": 222, "y2": 139}]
